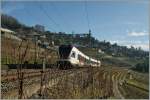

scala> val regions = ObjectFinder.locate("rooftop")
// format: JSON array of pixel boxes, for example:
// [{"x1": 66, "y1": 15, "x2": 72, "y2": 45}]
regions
[{"x1": 1, "y1": 28, "x2": 15, "y2": 34}]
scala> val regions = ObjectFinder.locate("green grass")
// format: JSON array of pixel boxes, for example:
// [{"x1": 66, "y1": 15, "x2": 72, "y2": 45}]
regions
[
  {"x1": 101, "y1": 56, "x2": 143, "y2": 68},
  {"x1": 126, "y1": 79, "x2": 149, "y2": 92},
  {"x1": 1, "y1": 57, "x2": 17, "y2": 64},
  {"x1": 79, "y1": 47, "x2": 142, "y2": 67},
  {"x1": 119, "y1": 83, "x2": 149, "y2": 99}
]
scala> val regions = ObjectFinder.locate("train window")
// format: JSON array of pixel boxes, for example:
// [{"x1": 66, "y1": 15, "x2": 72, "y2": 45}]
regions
[
  {"x1": 59, "y1": 45, "x2": 72, "y2": 59},
  {"x1": 78, "y1": 54, "x2": 85, "y2": 62},
  {"x1": 78, "y1": 54, "x2": 82, "y2": 60},
  {"x1": 1, "y1": 31, "x2": 4, "y2": 35},
  {"x1": 71, "y1": 52, "x2": 76, "y2": 58}
]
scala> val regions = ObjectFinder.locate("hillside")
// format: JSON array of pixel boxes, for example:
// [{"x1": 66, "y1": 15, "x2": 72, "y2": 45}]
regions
[{"x1": 1, "y1": 13, "x2": 149, "y2": 73}]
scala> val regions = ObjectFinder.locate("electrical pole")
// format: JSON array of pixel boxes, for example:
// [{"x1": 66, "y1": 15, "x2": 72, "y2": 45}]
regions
[
  {"x1": 71, "y1": 31, "x2": 74, "y2": 44},
  {"x1": 34, "y1": 35, "x2": 38, "y2": 64},
  {"x1": 88, "y1": 29, "x2": 94, "y2": 98},
  {"x1": 89, "y1": 29, "x2": 91, "y2": 47},
  {"x1": 39, "y1": 49, "x2": 46, "y2": 98},
  {"x1": 18, "y1": 39, "x2": 29, "y2": 99}
]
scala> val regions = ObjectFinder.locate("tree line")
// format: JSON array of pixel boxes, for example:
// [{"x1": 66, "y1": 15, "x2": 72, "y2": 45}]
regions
[
  {"x1": 132, "y1": 57, "x2": 149, "y2": 73},
  {"x1": 1, "y1": 13, "x2": 149, "y2": 59}
]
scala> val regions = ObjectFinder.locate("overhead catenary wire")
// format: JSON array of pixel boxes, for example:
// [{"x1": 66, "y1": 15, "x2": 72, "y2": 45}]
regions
[
  {"x1": 84, "y1": 1, "x2": 91, "y2": 31},
  {"x1": 38, "y1": 3, "x2": 63, "y2": 32},
  {"x1": 85, "y1": 1, "x2": 111, "y2": 97},
  {"x1": 50, "y1": 2, "x2": 72, "y2": 32},
  {"x1": 84, "y1": 1, "x2": 94, "y2": 97},
  {"x1": 84, "y1": 0, "x2": 92, "y2": 47},
  {"x1": 24, "y1": 7, "x2": 56, "y2": 32}
]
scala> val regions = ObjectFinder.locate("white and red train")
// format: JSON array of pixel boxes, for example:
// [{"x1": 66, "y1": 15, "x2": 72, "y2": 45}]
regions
[{"x1": 57, "y1": 45, "x2": 101, "y2": 69}]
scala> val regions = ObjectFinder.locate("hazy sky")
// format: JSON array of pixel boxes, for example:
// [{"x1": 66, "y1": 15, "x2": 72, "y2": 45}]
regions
[{"x1": 2, "y1": 0, "x2": 149, "y2": 51}]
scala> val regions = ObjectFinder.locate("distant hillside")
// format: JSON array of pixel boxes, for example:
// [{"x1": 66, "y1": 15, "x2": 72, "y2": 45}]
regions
[
  {"x1": 1, "y1": 14, "x2": 149, "y2": 59},
  {"x1": 131, "y1": 57, "x2": 149, "y2": 73}
]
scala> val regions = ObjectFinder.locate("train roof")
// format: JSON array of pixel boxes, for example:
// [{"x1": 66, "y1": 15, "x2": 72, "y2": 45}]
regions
[
  {"x1": 59, "y1": 45, "x2": 101, "y2": 63},
  {"x1": 72, "y1": 46, "x2": 89, "y2": 59},
  {"x1": 71, "y1": 45, "x2": 100, "y2": 62}
]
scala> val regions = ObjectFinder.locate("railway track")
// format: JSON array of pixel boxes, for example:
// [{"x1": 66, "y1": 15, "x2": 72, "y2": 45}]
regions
[
  {"x1": 2, "y1": 66, "x2": 148, "y2": 99},
  {"x1": 1, "y1": 69, "x2": 44, "y2": 82},
  {"x1": 28, "y1": 67, "x2": 98, "y2": 99},
  {"x1": 1, "y1": 67, "x2": 87, "y2": 81},
  {"x1": 1, "y1": 67, "x2": 94, "y2": 99}
]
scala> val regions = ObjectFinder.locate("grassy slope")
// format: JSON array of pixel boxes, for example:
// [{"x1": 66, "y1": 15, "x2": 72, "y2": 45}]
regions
[
  {"x1": 126, "y1": 79, "x2": 148, "y2": 92},
  {"x1": 79, "y1": 47, "x2": 141, "y2": 68},
  {"x1": 1, "y1": 37, "x2": 58, "y2": 69}
]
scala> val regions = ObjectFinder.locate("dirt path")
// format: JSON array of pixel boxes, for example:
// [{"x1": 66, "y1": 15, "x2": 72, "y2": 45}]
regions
[{"x1": 112, "y1": 72, "x2": 124, "y2": 99}]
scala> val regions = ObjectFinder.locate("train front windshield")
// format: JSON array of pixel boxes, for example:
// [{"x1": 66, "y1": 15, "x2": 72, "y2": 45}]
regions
[{"x1": 59, "y1": 45, "x2": 72, "y2": 59}]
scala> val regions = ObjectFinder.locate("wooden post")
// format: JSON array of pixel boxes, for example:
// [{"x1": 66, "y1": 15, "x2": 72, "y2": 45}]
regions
[
  {"x1": 18, "y1": 72, "x2": 24, "y2": 99},
  {"x1": 39, "y1": 55, "x2": 46, "y2": 98}
]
